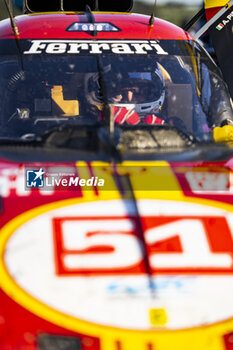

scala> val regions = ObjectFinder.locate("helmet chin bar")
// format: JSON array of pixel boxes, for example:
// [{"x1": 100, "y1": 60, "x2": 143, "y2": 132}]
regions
[
  {"x1": 112, "y1": 100, "x2": 162, "y2": 116},
  {"x1": 112, "y1": 87, "x2": 165, "y2": 116},
  {"x1": 135, "y1": 101, "x2": 162, "y2": 115}
]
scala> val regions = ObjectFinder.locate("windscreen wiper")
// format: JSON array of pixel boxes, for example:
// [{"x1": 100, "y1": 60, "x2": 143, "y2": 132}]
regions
[
  {"x1": 113, "y1": 170, "x2": 157, "y2": 298},
  {"x1": 84, "y1": 5, "x2": 115, "y2": 140},
  {"x1": 96, "y1": 56, "x2": 115, "y2": 139}
]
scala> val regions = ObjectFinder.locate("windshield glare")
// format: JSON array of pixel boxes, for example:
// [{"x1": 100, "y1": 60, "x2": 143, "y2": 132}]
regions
[{"x1": 0, "y1": 40, "x2": 232, "y2": 146}]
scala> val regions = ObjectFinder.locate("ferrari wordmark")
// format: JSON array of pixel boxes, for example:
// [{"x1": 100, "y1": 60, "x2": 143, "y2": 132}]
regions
[{"x1": 24, "y1": 40, "x2": 169, "y2": 55}]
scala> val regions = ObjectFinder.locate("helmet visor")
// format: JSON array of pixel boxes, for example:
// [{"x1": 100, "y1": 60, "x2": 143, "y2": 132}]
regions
[{"x1": 108, "y1": 75, "x2": 164, "y2": 104}]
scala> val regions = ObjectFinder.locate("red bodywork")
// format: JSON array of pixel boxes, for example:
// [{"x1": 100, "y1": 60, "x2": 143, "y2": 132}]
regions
[{"x1": 0, "y1": 13, "x2": 193, "y2": 40}]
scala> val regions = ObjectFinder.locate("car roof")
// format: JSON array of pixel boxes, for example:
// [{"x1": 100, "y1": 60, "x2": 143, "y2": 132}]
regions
[{"x1": 0, "y1": 12, "x2": 193, "y2": 40}]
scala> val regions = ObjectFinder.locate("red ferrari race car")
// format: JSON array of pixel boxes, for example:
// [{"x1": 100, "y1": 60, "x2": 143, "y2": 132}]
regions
[{"x1": 1, "y1": 0, "x2": 233, "y2": 349}]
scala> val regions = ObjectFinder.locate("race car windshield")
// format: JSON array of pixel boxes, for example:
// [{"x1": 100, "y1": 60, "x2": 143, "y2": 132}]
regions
[{"x1": 0, "y1": 39, "x2": 232, "y2": 146}]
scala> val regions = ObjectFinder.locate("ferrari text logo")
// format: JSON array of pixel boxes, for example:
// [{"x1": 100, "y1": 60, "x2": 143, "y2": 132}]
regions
[{"x1": 24, "y1": 40, "x2": 169, "y2": 55}]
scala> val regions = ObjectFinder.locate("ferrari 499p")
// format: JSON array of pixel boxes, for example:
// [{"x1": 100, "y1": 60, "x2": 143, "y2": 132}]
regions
[{"x1": 1, "y1": 0, "x2": 233, "y2": 349}]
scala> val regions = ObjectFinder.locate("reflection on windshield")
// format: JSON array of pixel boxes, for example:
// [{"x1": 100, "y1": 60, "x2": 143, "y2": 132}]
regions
[{"x1": 0, "y1": 40, "x2": 232, "y2": 145}]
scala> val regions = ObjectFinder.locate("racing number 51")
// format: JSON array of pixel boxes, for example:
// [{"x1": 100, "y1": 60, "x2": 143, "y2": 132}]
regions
[{"x1": 52, "y1": 216, "x2": 233, "y2": 275}]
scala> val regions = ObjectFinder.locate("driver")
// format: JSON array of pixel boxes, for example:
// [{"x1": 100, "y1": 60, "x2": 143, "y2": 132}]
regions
[
  {"x1": 85, "y1": 63, "x2": 166, "y2": 125},
  {"x1": 86, "y1": 59, "x2": 233, "y2": 142}
]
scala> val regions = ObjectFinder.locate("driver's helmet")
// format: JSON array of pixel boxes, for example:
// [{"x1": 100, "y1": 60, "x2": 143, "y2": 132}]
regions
[{"x1": 85, "y1": 62, "x2": 165, "y2": 116}]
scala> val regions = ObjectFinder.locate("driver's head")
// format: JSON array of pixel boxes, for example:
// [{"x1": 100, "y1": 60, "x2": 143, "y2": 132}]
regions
[{"x1": 85, "y1": 62, "x2": 165, "y2": 116}]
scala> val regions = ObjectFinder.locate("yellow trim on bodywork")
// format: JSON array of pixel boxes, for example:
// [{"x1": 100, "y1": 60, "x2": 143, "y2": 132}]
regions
[
  {"x1": 205, "y1": 0, "x2": 229, "y2": 9},
  {"x1": 213, "y1": 125, "x2": 233, "y2": 143}
]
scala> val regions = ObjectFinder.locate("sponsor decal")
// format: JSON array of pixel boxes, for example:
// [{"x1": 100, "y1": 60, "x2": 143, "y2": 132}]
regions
[
  {"x1": 216, "y1": 23, "x2": 224, "y2": 30},
  {"x1": 149, "y1": 308, "x2": 167, "y2": 326},
  {"x1": 23, "y1": 40, "x2": 169, "y2": 55},
  {"x1": 106, "y1": 277, "x2": 195, "y2": 295},
  {"x1": 215, "y1": 10, "x2": 233, "y2": 31},
  {"x1": 0, "y1": 167, "x2": 33, "y2": 197},
  {"x1": 207, "y1": 4, "x2": 233, "y2": 99},
  {"x1": 183, "y1": 168, "x2": 231, "y2": 193},
  {"x1": 185, "y1": 170, "x2": 229, "y2": 192}
]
